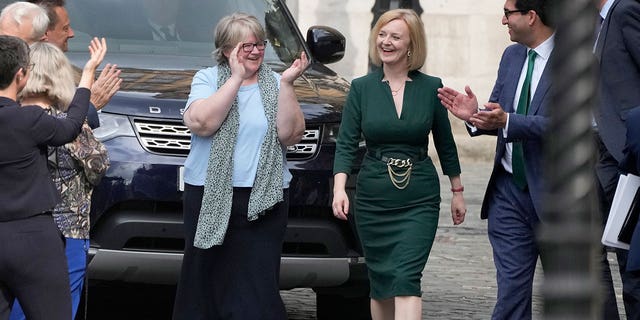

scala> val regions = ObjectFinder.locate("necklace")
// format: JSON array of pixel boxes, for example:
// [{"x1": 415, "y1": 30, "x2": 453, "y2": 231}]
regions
[{"x1": 389, "y1": 82, "x2": 405, "y2": 96}]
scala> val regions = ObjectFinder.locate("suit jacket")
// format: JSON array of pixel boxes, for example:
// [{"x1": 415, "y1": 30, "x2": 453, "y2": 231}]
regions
[
  {"x1": 471, "y1": 43, "x2": 553, "y2": 219},
  {"x1": 623, "y1": 108, "x2": 640, "y2": 271},
  {"x1": 594, "y1": 0, "x2": 640, "y2": 271},
  {"x1": 0, "y1": 89, "x2": 89, "y2": 221},
  {"x1": 595, "y1": 0, "x2": 640, "y2": 163}
]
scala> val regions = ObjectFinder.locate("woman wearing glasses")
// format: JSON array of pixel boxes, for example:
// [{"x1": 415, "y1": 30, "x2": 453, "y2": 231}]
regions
[{"x1": 173, "y1": 13, "x2": 308, "y2": 319}]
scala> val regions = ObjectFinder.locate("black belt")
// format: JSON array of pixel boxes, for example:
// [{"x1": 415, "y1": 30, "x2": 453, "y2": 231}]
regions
[{"x1": 367, "y1": 150, "x2": 427, "y2": 163}]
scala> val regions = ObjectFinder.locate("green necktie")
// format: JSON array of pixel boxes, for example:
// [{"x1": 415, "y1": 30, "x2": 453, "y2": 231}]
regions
[{"x1": 512, "y1": 49, "x2": 537, "y2": 190}]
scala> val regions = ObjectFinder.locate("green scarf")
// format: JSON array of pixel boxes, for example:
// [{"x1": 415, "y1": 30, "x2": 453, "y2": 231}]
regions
[{"x1": 194, "y1": 63, "x2": 283, "y2": 249}]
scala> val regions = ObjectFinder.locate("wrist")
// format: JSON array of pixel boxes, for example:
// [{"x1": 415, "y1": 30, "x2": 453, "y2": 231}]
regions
[{"x1": 451, "y1": 186, "x2": 464, "y2": 193}]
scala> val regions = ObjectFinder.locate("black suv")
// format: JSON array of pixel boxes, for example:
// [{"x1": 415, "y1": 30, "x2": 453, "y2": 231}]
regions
[{"x1": 59, "y1": 0, "x2": 369, "y2": 318}]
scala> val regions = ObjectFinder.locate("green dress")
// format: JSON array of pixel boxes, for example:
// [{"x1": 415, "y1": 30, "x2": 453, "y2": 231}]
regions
[{"x1": 334, "y1": 70, "x2": 461, "y2": 299}]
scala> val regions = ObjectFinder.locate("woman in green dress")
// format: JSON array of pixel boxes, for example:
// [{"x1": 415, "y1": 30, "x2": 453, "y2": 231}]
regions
[{"x1": 332, "y1": 9, "x2": 467, "y2": 319}]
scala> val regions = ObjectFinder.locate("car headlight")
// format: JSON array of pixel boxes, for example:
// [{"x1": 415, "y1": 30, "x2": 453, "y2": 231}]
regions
[{"x1": 92, "y1": 113, "x2": 136, "y2": 142}]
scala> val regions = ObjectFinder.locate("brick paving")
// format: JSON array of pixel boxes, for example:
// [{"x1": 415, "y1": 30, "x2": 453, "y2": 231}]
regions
[{"x1": 282, "y1": 160, "x2": 626, "y2": 319}]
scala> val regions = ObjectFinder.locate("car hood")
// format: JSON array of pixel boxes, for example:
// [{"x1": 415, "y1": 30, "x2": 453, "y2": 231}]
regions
[{"x1": 72, "y1": 53, "x2": 350, "y2": 123}]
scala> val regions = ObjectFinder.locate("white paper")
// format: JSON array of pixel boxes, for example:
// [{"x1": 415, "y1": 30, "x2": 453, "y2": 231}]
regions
[{"x1": 602, "y1": 173, "x2": 640, "y2": 250}]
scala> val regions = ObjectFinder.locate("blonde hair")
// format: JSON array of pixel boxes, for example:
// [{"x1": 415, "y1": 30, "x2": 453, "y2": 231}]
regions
[
  {"x1": 20, "y1": 41, "x2": 75, "y2": 110},
  {"x1": 369, "y1": 9, "x2": 427, "y2": 71},
  {"x1": 212, "y1": 12, "x2": 266, "y2": 65}
]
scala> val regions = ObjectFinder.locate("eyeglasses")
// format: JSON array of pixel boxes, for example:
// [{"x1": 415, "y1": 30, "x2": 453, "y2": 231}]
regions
[
  {"x1": 503, "y1": 8, "x2": 529, "y2": 18},
  {"x1": 26, "y1": 63, "x2": 35, "y2": 71},
  {"x1": 241, "y1": 41, "x2": 267, "y2": 53}
]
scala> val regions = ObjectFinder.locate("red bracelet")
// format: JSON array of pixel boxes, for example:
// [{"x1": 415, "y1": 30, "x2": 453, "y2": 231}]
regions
[{"x1": 451, "y1": 186, "x2": 464, "y2": 193}]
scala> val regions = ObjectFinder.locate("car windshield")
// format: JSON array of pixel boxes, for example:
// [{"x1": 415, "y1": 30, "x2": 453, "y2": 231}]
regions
[{"x1": 66, "y1": 0, "x2": 304, "y2": 70}]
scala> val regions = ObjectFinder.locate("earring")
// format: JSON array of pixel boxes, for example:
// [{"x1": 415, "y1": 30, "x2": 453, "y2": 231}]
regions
[{"x1": 407, "y1": 50, "x2": 411, "y2": 57}]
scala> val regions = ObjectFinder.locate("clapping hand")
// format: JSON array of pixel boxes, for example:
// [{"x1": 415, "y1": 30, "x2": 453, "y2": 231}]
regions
[{"x1": 90, "y1": 64, "x2": 122, "y2": 110}]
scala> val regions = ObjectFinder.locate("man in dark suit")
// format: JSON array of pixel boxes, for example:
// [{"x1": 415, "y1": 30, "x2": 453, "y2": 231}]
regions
[
  {"x1": 595, "y1": 0, "x2": 640, "y2": 318},
  {"x1": 438, "y1": 0, "x2": 554, "y2": 318}
]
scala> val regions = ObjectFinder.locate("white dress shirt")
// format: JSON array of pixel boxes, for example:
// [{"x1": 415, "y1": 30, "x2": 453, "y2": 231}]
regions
[{"x1": 501, "y1": 34, "x2": 555, "y2": 174}]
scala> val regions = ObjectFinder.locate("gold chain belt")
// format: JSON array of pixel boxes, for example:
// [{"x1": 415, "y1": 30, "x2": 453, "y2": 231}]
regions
[{"x1": 386, "y1": 157, "x2": 412, "y2": 190}]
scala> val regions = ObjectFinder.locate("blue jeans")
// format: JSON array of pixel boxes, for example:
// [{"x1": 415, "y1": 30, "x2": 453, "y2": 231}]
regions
[{"x1": 9, "y1": 238, "x2": 88, "y2": 320}]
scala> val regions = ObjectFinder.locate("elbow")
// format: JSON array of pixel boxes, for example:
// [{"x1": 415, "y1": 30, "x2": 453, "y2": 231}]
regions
[
  {"x1": 279, "y1": 127, "x2": 305, "y2": 146},
  {"x1": 185, "y1": 117, "x2": 216, "y2": 137},
  {"x1": 277, "y1": 118, "x2": 305, "y2": 146}
]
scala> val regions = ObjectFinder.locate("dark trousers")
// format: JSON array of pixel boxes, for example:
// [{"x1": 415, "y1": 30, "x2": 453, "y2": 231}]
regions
[
  {"x1": 173, "y1": 184, "x2": 288, "y2": 320},
  {"x1": 596, "y1": 134, "x2": 640, "y2": 320},
  {"x1": 0, "y1": 214, "x2": 71, "y2": 320},
  {"x1": 487, "y1": 167, "x2": 541, "y2": 320}
]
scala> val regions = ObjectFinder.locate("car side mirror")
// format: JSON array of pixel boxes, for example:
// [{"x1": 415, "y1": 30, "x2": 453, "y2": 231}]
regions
[{"x1": 306, "y1": 26, "x2": 345, "y2": 64}]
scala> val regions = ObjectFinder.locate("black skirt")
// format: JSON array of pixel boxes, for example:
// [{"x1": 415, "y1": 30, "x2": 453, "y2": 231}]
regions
[{"x1": 173, "y1": 184, "x2": 288, "y2": 320}]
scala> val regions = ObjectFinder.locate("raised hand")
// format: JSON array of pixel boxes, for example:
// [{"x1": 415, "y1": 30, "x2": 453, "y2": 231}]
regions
[
  {"x1": 79, "y1": 37, "x2": 107, "y2": 89},
  {"x1": 84, "y1": 37, "x2": 107, "y2": 73},
  {"x1": 228, "y1": 42, "x2": 249, "y2": 81},
  {"x1": 281, "y1": 51, "x2": 309, "y2": 84},
  {"x1": 437, "y1": 85, "x2": 479, "y2": 122}
]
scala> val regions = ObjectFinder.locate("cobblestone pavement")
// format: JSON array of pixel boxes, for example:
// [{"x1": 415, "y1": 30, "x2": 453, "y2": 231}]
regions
[{"x1": 282, "y1": 161, "x2": 626, "y2": 319}]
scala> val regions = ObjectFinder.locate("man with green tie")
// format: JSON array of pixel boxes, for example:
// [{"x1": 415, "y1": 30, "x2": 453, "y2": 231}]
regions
[{"x1": 437, "y1": 0, "x2": 555, "y2": 318}]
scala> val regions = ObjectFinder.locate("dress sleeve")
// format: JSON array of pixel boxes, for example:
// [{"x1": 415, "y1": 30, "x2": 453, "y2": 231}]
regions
[
  {"x1": 333, "y1": 79, "x2": 363, "y2": 175},
  {"x1": 431, "y1": 79, "x2": 461, "y2": 176}
]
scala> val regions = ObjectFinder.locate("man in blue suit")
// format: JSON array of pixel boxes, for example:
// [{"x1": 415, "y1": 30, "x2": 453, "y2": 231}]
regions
[
  {"x1": 595, "y1": 0, "x2": 640, "y2": 318},
  {"x1": 438, "y1": 0, "x2": 554, "y2": 318}
]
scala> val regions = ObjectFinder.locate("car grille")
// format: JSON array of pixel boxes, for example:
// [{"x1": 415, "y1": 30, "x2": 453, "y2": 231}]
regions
[{"x1": 133, "y1": 118, "x2": 320, "y2": 160}]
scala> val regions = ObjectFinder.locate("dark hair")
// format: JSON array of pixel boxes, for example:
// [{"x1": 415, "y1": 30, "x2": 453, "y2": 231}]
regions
[
  {"x1": 27, "y1": 0, "x2": 65, "y2": 29},
  {"x1": 515, "y1": 0, "x2": 554, "y2": 27},
  {"x1": 0, "y1": 35, "x2": 29, "y2": 89}
]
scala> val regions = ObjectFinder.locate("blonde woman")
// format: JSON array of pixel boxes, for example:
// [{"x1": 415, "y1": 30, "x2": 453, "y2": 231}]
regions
[
  {"x1": 332, "y1": 9, "x2": 466, "y2": 319},
  {"x1": 10, "y1": 39, "x2": 109, "y2": 320}
]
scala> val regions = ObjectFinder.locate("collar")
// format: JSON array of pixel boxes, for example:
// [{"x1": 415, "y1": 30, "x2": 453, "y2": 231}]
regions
[
  {"x1": 0, "y1": 96, "x2": 19, "y2": 108},
  {"x1": 530, "y1": 33, "x2": 555, "y2": 60},
  {"x1": 600, "y1": 0, "x2": 615, "y2": 20}
]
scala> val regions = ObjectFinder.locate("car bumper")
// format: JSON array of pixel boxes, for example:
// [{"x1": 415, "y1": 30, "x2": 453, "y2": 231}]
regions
[{"x1": 87, "y1": 247, "x2": 365, "y2": 289}]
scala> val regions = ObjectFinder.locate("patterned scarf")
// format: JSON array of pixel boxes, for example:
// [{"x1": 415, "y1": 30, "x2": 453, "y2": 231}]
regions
[{"x1": 194, "y1": 63, "x2": 283, "y2": 249}]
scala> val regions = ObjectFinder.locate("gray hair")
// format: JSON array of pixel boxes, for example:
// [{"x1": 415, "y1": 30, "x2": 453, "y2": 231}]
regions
[
  {"x1": 213, "y1": 12, "x2": 266, "y2": 64},
  {"x1": 0, "y1": 2, "x2": 49, "y2": 43}
]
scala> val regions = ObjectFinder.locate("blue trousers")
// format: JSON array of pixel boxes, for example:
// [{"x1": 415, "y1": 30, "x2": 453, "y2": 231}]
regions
[
  {"x1": 9, "y1": 238, "x2": 88, "y2": 320},
  {"x1": 487, "y1": 168, "x2": 541, "y2": 320}
]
